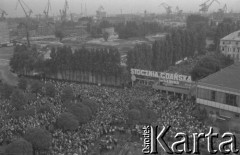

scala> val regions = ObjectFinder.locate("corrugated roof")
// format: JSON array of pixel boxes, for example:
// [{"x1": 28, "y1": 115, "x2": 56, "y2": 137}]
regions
[
  {"x1": 198, "y1": 62, "x2": 240, "y2": 91},
  {"x1": 221, "y1": 30, "x2": 240, "y2": 41}
]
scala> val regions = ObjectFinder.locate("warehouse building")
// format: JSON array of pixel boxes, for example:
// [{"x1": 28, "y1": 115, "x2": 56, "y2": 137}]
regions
[
  {"x1": 220, "y1": 30, "x2": 240, "y2": 62},
  {"x1": 196, "y1": 62, "x2": 240, "y2": 132}
]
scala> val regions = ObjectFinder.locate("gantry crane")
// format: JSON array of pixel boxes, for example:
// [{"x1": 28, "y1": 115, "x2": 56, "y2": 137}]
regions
[
  {"x1": 16, "y1": 0, "x2": 33, "y2": 47},
  {"x1": 199, "y1": 0, "x2": 220, "y2": 13},
  {"x1": 159, "y1": 3, "x2": 172, "y2": 15},
  {"x1": 218, "y1": 4, "x2": 227, "y2": 14},
  {"x1": 60, "y1": 0, "x2": 69, "y2": 21},
  {"x1": 0, "y1": 8, "x2": 8, "y2": 20},
  {"x1": 175, "y1": 6, "x2": 183, "y2": 16},
  {"x1": 44, "y1": 0, "x2": 51, "y2": 19}
]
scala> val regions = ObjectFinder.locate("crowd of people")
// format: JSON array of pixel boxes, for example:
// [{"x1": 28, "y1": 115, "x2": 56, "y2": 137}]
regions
[{"x1": 0, "y1": 79, "x2": 209, "y2": 155}]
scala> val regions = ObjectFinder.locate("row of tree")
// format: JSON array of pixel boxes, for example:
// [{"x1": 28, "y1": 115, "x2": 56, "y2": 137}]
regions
[
  {"x1": 127, "y1": 29, "x2": 204, "y2": 71},
  {"x1": 10, "y1": 45, "x2": 123, "y2": 85}
]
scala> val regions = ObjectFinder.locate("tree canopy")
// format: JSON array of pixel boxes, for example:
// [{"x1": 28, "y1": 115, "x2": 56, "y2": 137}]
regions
[
  {"x1": 190, "y1": 53, "x2": 233, "y2": 81},
  {"x1": 5, "y1": 138, "x2": 33, "y2": 155},
  {"x1": 56, "y1": 112, "x2": 79, "y2": 131},
  {"x1": 24, "y1": 128, "x2": 52, "y2": 152}
]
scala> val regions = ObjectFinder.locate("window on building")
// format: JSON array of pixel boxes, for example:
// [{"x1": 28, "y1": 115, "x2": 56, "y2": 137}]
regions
[
  {"x1": 211, "y1": 91, "x2": 216, "y2": 101},
  {"x1": 233, "y1": 48, "x2": 236, "y2": 52},
  {"x1": 223, "y1": 41, "x2": 225, "y2": 45},
  {"x1": 235, "y1": 114, "x2": 240, "y2": 118},
  {"x1": 225, "y1": 93, "x2": 237, "y2": 106}
]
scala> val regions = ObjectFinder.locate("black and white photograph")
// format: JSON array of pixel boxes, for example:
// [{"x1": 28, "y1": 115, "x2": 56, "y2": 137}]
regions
[{"x1": 0, "y1": 0, "x2": 240, "y2": 154}]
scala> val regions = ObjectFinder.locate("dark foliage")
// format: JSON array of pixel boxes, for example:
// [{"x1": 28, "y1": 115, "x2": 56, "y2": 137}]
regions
[
  {"x1": 24, "y1": 128, "x2": 52, "y2": 152},
  {"x1": 56, "y1": 112, "x2": 79, "y2": 131},
  {"x1": 67, "y1": 103, "x2": 92, "y2": 125},
  {"x1": 5, "y1": 138, "x2": 33, "y2": 155},
  {"x1": 191, "y1": 53, "x2": 233, "y2": 81}
]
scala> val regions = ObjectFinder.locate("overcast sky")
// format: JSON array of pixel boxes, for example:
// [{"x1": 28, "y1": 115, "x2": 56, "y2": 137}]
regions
[{"x1": 1, "y1": 0, "x2": 240, "y2": 17}]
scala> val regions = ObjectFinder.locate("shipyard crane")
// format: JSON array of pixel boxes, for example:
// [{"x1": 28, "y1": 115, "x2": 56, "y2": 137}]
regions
[
  {"x1": 218, "y1": 4, "x2": 228, "y2": 14},
  {"x1": 60, "y1": 0, "x2": 69, "y2": 21},
  {"x1": 16, "y1": 0, "x2": 33, "y2": 46},
  {"x1": 0, "y1": 8, "x2": 8, "y2": 19},
  {"x1": 96, "y1": 5, "x2": 104, "y2": 14},
  {"x1": 16, "y1": 0, "x2": 33, "y2": 18},
  {"x1": 44, "y1": 0, "x2": 51, "y2": 19},
  {"x1": 175, "y1": 6, "x2": 183, "y2": 16},
  {"x1": 159, "y1": 3, "x2": 172, "y2": 15},
  {"x1": 199, "y1": 0, "x2": 220, "y2": 13}
]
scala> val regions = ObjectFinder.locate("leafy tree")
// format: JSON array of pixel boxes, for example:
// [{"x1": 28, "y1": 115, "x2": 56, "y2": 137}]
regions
[
  {"x1": 45, "y1": 83, "x2": 56, "y2": 97},
  {"x1": 24, "y1": 128, "x2": 52, "y2": 153},
  {"x1": 56, "y1": 112, "x2": 79, "y2": 131},
  {"x1": 30, "y1": 80, "x2": 43, "y2": 94},
  {"x1": 5, "y1": 138, "x2": 33, "y2": 155},
  {"x1": 55, "y1": 30, "x2": 65, "y2": 42},
  {"x1": 67, "y1": 103, "x2": 92, "y2": 125},
  {"x1": 190, "y1": 53, "x2": 233, "y2": 81},
  {"x1": 10, "y1": 45, "x2": 42, "y2": 75},
  {"x1": 18, "y1": 77, "x2": 28, "y2": 90},
  {"x1": 61, "y1": 86, "x2": 74, "y2": 102},
  {"x1": 103, "y1": 32, "x2": 109, "y2": 41},
  {"x1": 10, "y1": 89, "x2": 28, "y2": 110}
]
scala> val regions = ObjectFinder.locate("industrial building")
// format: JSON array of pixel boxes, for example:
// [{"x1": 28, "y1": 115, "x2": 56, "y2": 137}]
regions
[
  {"x1": 196, "y1": 62, "x2": 240, "y2": 132},
  {"x1": 220, "y1": 30, "x2": 240, "y2": 62},
  {"x1": 0, "y1": 21, "x2": 10, "y2": 45}
]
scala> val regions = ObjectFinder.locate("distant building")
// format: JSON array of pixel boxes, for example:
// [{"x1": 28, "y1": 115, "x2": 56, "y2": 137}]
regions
[
  {"x1": 0, "y1": 21, "x2": 10, "y2": 44},
  {"x1": 17, "y1": 23, "x2": 37, "y2": 39},
  {"x1": 102, "y1": 27, "x2": 118, "y2": 40},
  {"x1": 96, "y1": 10, "x2": 107, "y2": 20},
  {"x1": 196, "y1": 63, "x2": 240, "y2": 132},
  {"x1": 37, "y1": 22, "x2": 55, "y2": 36},
  {"x1": 220, "y1": 30, "x2": 240, "y2": 61}
]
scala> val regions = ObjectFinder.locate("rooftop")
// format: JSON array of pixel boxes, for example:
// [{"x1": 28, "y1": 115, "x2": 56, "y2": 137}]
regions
[
  {"x1": 198, "y1": 62, "x2": 240, "y2": 91},
  {"x1": 221, "y1": 30, "x2": 240, "y2": 41}
]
